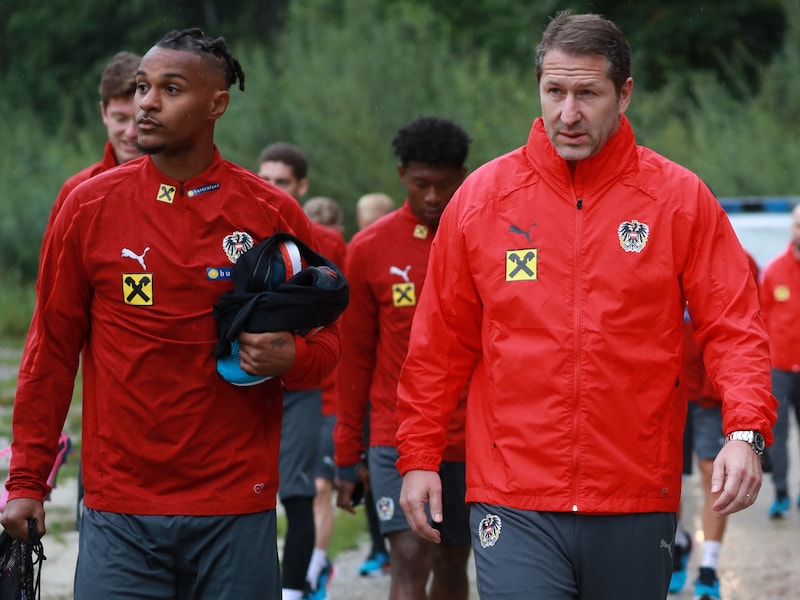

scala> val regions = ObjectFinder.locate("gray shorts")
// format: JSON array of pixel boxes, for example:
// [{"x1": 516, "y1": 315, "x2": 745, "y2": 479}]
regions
[
  {"x1": 75, "y1": 508, "x2": 280, "y2": 600},
  {"x1": 279, "y1": 388, "x2": 322, "y2": 500},
  {"x1": 690, "y1": 403, "x2": 725, "y2": 461},
  {"x1": 470, "y1": 504, "x2": 674, "y2": 600},
  {"x1": 316, "y1": 413, "x2": 336, "y2": 482},
  {"x1": 368, "y1": 445, "x2": 469, "y2": 546}
]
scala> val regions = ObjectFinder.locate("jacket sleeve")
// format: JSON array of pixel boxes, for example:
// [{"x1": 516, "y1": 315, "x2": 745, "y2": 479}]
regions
[
  {"x1": 8, "y1": 195, "x2": 88, "y2": 502},
  {"x1": 680, "y1": 185, "x2": 777, "y2": 443},
  {"x1": 333, "y1": 240, "x2": 376, "y2": 468},
  {"x1": 395, "y1": 195, "x2": 482, "y2": 474},
  {"x1": 282, "y1": 323, "x2": 341, "y2": 389}
]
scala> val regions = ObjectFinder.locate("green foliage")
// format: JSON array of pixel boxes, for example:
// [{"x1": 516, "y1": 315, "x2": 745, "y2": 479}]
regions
[
  {"x1": 1, "y1": 0, "x2": 800, "y2": 281},
  {"x1": 216, "y1": 0, "x2": 534, "y2": 236},
  {"x1": 0, "y1": 276, "x2": 35, "y2": 339},
  {"x1": 1, "y1": 0, "x2": 290, "y2": 128}
]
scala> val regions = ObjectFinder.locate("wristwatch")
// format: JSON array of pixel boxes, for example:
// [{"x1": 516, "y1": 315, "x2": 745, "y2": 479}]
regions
[{"x1": 726, "y1": 430, "x2": 766, "y2": 456}]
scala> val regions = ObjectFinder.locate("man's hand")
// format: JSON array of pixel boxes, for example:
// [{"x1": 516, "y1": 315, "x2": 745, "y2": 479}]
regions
[
  {"x1": 237, "y1": 331, "x2": 296, "y2": 377},
  {"x1": 335, "y1": 479, "x2": 358, "y2": 514},
  {"x1": 399, "y1": 469, "x2": 442, "y2": 544},
  {"x1": 711, "y1": 440, "x2": 762, "y2": 516},
  {"x1": 0, "y1": 498, "x2": 45, "y2": 541}
]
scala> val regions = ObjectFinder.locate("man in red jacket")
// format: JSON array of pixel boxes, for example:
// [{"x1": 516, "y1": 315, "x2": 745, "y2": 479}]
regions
[
  {"x1": 335, "y1": 117, "x2": 472, "y2": 600},
  {"x1": 257, "y1": 141, "x2": 346, "y2": 600},
  {"x1": 46, "y1": 51, "x2": 143, "y2": 238},
  {"x1": 395, "y1": 12, "x2": 777, "y2": 600},
  {"x1": 1, "y1": 28, "x2": 339, "y2": 599},
  {"x1": 760, "y1": 203, "x2": 800, "y2": 518},
  {"x1": 42, "y1": 50, "x2": 144, "y2": 530}
]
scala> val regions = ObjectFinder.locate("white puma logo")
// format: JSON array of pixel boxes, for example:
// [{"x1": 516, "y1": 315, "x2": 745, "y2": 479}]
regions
[
  {"x1": 660, "y1": 539, "x2": 673, "y2": 558},
  {"x1": 121, "y1": 247, "x2": 150, "y2": 270},
  {"x1": 389, "y1": 265, "x2": 412, "y2": 282}
]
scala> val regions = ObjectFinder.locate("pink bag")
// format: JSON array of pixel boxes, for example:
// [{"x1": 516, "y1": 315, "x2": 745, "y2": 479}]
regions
[{"x1": 0, "y1": 433, "x2": 72, "y2": 511}]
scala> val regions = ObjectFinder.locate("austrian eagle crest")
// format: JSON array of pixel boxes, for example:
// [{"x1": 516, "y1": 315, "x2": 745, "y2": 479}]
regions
[
  {"x1": 617, "y1": 219, "x2": 650, "y2": 253},
  {"x1": 478, "y1": 513, "x2": 502, "y2": 548},
  {"x1": 223, "y1": 231, "x2": 254, "y2": 264}
]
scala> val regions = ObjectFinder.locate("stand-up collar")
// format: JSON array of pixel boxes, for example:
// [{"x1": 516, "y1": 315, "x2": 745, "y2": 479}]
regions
[{"x1": 525, "y1": 115, "x2": 638, "y2": 196}]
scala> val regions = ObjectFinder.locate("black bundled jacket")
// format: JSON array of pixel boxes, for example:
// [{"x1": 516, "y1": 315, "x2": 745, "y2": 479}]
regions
[{"x1": 213, "y1": 232, "x2": 349, "y2": 357}]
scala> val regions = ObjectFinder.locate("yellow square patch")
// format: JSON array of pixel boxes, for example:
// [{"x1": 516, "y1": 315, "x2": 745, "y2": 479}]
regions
[
  {"x1": 157, "y1": 184, "x2": 176, "y2": 204},
  {"x1": 413, "y1": 224, "x2": 429, "y2": 239},
  {"x1": 122, "y1": 273, "x2": 154, "y2": 305},
  {"x1": 505, "y1": 249, "x2": 538, "y2": 281},
  {"x1": 392, "y1": 282, "x2": 416, "y2": 307}
]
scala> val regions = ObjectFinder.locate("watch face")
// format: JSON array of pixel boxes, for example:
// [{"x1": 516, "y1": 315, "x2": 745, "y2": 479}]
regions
[{"x1": 754, "y1": 432, "x2": 766, "y2": 453}]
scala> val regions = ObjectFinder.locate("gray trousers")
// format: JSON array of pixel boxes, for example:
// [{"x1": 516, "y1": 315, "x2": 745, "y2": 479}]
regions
[
  {"x1": 470, "y1": 504, "x2": 675, "y2": 600},
  {"x1": 75, "y1": 508, "x2": 280, "y2": 599},
  {"x1": 769, "y1": 368, "x2": 800, "y2": 498}
]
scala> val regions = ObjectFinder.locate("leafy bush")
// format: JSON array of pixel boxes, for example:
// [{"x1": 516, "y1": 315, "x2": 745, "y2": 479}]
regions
[{"x1": 1, "y1": 0, "x2": 800, "y2": 288}]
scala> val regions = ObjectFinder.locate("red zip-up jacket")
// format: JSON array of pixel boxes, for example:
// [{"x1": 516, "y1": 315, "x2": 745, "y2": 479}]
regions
[
  {"x1": 10, "y1": 149, "x2": 340, "y2": 515},
  {"x1": 759, "y1": 243, "x2": 800, "y2": 372},
  {"x1": 334, "y1": 203, "x2": 466, "y2": 470},
  {"x1": 396, "y1": 116, "x2": 776, "y2": 514}
]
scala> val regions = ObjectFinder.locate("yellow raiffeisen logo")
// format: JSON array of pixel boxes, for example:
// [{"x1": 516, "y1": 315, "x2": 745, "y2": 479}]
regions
[
  {"x1": 413, "y1": 224, "x2": 429, "y2": 239},
  {"x1": 122, "y1": 273, "x2": 154, "y2": 305},
  {"x1": 392, "y1": 283, "x2": 416, "y2": 307},
  {"x1": 774, "y1": 284, "x2": 791, "y2": 302},
  {"x1": 157, "y1": 183, "x2": 176, "y2": 204},
  {"x1": 505, "y1": 249, "x2": 538, "y2": 281}
]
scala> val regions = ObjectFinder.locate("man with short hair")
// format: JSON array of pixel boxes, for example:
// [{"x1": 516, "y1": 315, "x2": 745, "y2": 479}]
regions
[
  {"x1": 258, "y1": 141, "x2": 345, "y2": 600},
  {"x1": 356, "y1": 193, "x2": 395, "y2": 231},
  {"x1": 47, "y1": 51, "x2": 143, "y2": 232},
  {"x1": 42, "y1": 50, "x2": 145, "y2": 530},
  {"x1": 335, "y1": 116, "x2": 472, "y2": 600},
  {"x1": 396, "y1": 12, "x2": 777, "y2": 599},
  {"x1": 304, "y1": 196, "x2": 345, "y2": 237},
  {"x1": 760, "y1": 203, "x2": 800, "y2": 519}
]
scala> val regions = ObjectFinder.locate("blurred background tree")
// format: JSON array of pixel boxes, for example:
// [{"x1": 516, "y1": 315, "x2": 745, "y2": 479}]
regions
[{"x1": 0, "y1": 0, "x2": 797, "y2": 298}]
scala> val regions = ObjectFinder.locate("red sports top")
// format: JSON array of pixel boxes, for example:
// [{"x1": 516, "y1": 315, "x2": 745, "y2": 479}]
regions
[
  {"x1": 10, "y1": 149, "x2": 340, "y2": 515},
  {"x1": 395, "y1": 117, "x2": 776, "y2": 514},
  {"x1": 760, "y1": 243, "x2": 800, "y2": 372},
  {"x1": 306, "y1": 222, "x2": 347, "y2": 416},
  {"x1": 46, "y1": 141, "x2": 121, "y2": 240},
  {"x1": 334, "y1": 202, "x2": 466, "y2": 469}
]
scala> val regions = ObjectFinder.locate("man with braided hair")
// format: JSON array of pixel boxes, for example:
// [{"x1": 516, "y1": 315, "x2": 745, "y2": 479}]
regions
[{"x1": 1, "y1": 28, "x2": 339, "y2": 599}]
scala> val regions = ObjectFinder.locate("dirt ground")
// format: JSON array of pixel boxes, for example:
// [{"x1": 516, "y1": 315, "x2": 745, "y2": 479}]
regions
[{"x1": 34, "y1": 419, "x2": 800, "y2": 599}]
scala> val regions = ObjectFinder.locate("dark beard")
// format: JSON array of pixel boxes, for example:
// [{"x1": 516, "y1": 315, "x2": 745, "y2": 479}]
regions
[{"x1": 137, "y1": 141, "x2": 165, "y2": 155}]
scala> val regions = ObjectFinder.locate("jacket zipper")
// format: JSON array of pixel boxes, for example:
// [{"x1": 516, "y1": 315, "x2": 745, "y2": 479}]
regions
[{"x1": 572, "y1": 195, "x2": 584, "y2": 512}]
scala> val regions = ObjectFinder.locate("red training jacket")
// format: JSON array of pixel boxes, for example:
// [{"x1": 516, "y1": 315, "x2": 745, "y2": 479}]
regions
[{"x1": 396, "y1": 116, "x2": 776, "y2": 514}]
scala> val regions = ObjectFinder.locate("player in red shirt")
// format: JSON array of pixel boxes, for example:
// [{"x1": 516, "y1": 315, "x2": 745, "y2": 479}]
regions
[
  {"x1": 2, "y1": 29, "x2": 339, "y2": 599},
  {"x1": 257, "y1": 142, "x2": 346, "y2": 600},
  {"x1": 335, "y1": 117, "x2": 472, "y2": 600}
]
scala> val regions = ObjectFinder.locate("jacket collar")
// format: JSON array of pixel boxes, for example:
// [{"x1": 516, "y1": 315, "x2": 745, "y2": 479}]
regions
[{"x1": 524, "y1": 115, "x2": 638, "y2": 197}]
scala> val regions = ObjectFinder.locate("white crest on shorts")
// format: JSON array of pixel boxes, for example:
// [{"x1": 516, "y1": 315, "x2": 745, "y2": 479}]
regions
[
  {"x1": 478, "y1": 514, "x2": 502, "y2": 548},
  {"x1": 376, "y1": 497, "x2": 395, "y2": 521}
]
